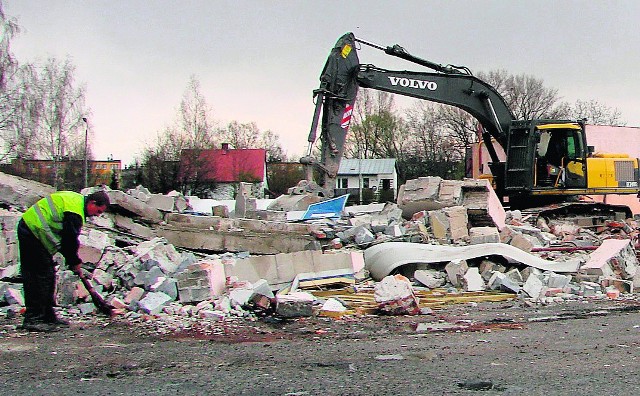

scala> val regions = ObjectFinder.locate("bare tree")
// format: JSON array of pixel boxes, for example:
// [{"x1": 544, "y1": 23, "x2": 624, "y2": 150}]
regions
[
  {"x1": 259, "y1": 129, "x2": 286, "y2": 162},
  {"x1": 0, "y1": 3, "x2": 20, "y2": 161},
  {"x1": 402, "y1": 102, "x2": 465, "y2": 180},
  {"x1": 478, "y1": 70, "x2": 563, "y2": 120},
  {"x1": 141, "y1": 75, "x2": 218, "y2": 194},
  {"x1": 177, "y1": 75, "x2": 218, "y2": 150},
  {"x1": 220, "y1": 121, "x2": 260, "y2": 149},
  {"x1": 29, "y1": 58, "x2": 87, "y2": 187},
  {"x1": 219, "y1": 120, "x2": 286, "y2": 162},
  {"x1": 570, "y1": 99, "x2": 625, "y2": 125},
  {"x1": 346, "y1": 89, "x2": 407, "y2": 159}
]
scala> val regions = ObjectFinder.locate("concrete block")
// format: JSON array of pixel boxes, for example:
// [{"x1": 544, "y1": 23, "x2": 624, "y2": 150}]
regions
[
  {"x1": 479, "y1": 260, "x2": 506, "y2": 278},
  {"x1": 429, "y1": 206, "x2": 468, "y2": 242},
  {"x1": 229, "y1": 255, "x2": 279, "y2": 285},
  {"x1": 113, "y1": 214, "x2": 155, "y2": 239},
  {"x1": 545, "y1": 272, "x2": 571, "y2": 289},
  {"x1": 461, "y1": 178, "x2": 506, "y2": 230},
  {"x1": 176, "y1": 259, "x2": 226, "y2": 303},
  {"x1": 174, "y1": 195, "x2": 189, "y2": 213},
  {"x1": 78, "y1": 302, "x2": 97, "y2": 315},
  {"x1": 505, "y1": 268, "x2": 523, "y2": 284},
  {"x1": 313, "y1": 250, "x2": 364, "y2": 273},
  {"x1": 523, "y1": 274, "x2": 544, "y2": 299},
  {"x1": 438, "y1": 180, "x2": 464, "y2": 206},
  {"x1": 469, "y1": 227, "x2": 500, "y2": 245},
  {"x1": 92, "y1": 268, "x2": 114, "y2": 289},
  {"x1": 229, "y1": 288, "x2": 254, "y2": 307},
  {"x1": 138, "y1": 291, "x2": 172, "y2": 315},
  {"x1": 143, "y1": 266, "x2": 166, "y2": 290},
  {"x1": 275, "y1": 292, "x2": 315, "y2": 318},
  {"x1": 108, "y1": 296, "x2": 128, "y2": 310},
  {"x1": 78, "y1": 229, "x2": 114, "y2": 264},
  {"x1": 463, "y1": 267, "x2": 485, "y2": 291},
  {"x1": 397, "y1": 176, "x2": 443, "y2": 218},
  {"x1": 0, "y1": 264, "x2": 19, "y2": 279},
  {"x1": 133, "y1": 238, "x2": 181, "y2": 275},
  {"x1": 124, "y1": 287, "x2": 145, "y2": 304},
  {"x1": 429, "y1": 210, "x2": 448, "y2": 240},
  {"x1": 445, "y1": 259, "x2": 468, "y2": 287},
  {"x1": 4, "y1": 285, "x2": 24, "y2": 306},
  {"x1": 414, "y1": 269, "x2": 446, "y2": 289},
  {"x1": 350, "y1": 214, "x2": 373, "y2": 228},
  {"x1": 282, "y1": 251, "x2": 315, "y2": 280},
  {"x1": 384, "y1": 224, "x2": 405, "y2": 237},
  {"x1": 150, "y1": 277, "x2": 178, "y2": 300},
  {"x1": 509, "y1": 232, "x2": 535, "y2": 252},
  {"x1": 487, "y1": 272, "x2": 521, "y2": 293}
]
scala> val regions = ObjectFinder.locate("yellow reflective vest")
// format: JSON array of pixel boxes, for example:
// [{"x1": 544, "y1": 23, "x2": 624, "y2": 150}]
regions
[{"x1": 22, "y1": 191, "x2": 86, "y2": 254}]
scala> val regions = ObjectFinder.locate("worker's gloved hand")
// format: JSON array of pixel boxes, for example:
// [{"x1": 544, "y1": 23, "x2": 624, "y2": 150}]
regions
[{"x1": 71, "y1": 263, "x2": 82, "y2": 275}]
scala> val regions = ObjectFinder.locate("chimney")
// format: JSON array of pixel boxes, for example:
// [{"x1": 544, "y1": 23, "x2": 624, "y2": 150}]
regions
[{"x1": 221, "y1": 143, "x2": 230, "y2": 151}]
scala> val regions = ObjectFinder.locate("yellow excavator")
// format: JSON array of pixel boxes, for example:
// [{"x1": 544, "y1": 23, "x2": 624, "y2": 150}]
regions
[{"x1": 279, "y1": 32, "x2": 640, "y2": 218}]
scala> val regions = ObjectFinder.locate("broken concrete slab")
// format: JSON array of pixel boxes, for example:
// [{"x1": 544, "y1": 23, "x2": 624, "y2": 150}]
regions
[
  {"x1": 364, "y1": 242, "x2": 581, "y2": 281},
  {"x1": 147, "y1": 193, "x2": 177, "y2": 212},
  {"x1": 397, "y1": 176, "x2": 443, "y2": 218},
  {"x1": 487, "y1": 272, "x2": 521, "y2": 293},
  {"x1": 106, "y1": 189, "x2": 164, "y2": 223},
  {"x1": 581, "y1": 239, "x2": 638, "y2": 280},
  {"x1": 0, "y1": 171, "x2": 55, "y2": 211},
  {"x1": 111, "y1": 214, "x2": 156, "y2": 239},
  {"x1": 225, "y1": 250, "x2": 365, "y2": 290},
  {"x1": 159, "y1": 214, "x2": 321, "y2": 254},
  {"x1": 428, "y1": 206, "x2": 469, "y2": 243}
]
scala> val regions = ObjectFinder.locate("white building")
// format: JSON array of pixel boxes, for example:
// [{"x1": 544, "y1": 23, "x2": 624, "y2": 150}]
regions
[{"x1": 335, "y1": 158, "x2": 398, "y2": 203}]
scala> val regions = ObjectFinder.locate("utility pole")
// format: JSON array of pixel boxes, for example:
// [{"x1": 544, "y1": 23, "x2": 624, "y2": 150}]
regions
[
  {"x1": 83, "y1": 117, "x2": 88, "y2": 188},
  {"x1": 358, "y1": 154, "x2": 363, "y2": 204}
]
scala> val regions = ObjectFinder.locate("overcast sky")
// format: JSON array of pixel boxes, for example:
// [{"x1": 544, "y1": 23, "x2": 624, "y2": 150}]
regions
[{"x1": 5, "y1": 1, "x2": 640, "y2": 165}]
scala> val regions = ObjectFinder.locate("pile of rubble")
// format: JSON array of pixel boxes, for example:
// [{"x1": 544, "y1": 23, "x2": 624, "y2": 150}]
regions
[{"x1": 0, "y1": 172, "x2": 639, "y2": 331}]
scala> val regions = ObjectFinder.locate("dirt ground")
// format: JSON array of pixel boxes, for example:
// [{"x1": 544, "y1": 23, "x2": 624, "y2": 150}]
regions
[{"x1": 3, "y1": 297, "x2": 640, "y2": 396}]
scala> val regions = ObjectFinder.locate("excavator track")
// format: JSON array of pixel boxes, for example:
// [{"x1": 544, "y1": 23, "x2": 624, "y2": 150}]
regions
[{"x1": 520, "y1": 202, "x2": 633, "y2": 227}]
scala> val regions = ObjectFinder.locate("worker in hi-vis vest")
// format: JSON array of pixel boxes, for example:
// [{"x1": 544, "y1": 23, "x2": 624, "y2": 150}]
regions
[{"x1": 17, "y1": 190, "x2": 110, "y2": 332}]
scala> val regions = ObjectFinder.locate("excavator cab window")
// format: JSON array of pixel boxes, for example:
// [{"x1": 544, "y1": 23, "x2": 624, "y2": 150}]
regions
[{"x1": 534, "y1": 126, "x2": 587, "y2": 188}]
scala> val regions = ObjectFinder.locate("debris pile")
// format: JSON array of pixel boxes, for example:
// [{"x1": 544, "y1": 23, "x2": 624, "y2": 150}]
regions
[{"x1": 1, "y1": 171, "x2": 640, "y2": 331}]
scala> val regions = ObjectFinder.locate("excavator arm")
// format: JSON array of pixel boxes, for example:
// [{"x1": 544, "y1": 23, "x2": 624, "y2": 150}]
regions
[{"x1": 303, "y1": 32, "x2": 515, "y2": 196}]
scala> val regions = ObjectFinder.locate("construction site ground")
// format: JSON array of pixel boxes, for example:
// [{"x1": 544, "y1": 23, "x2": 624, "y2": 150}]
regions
[{"x1": 3, "y1": 297, "x2": 640, "y2": 396}]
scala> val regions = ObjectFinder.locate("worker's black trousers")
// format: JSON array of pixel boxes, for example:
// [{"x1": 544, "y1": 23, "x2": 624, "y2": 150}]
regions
[{"x1": 17, "y1": 220, "x2": 57, "y2": 323}]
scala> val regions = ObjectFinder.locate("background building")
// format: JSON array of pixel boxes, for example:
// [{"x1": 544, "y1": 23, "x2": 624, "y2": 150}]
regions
[{"x1": 335, "y1": 158, "x2": 398, "y2": 204}]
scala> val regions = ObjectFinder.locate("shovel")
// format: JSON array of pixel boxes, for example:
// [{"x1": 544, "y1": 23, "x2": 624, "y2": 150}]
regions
[{"x1": 75, "y1": 268, "x2": 115, "y2": 317}]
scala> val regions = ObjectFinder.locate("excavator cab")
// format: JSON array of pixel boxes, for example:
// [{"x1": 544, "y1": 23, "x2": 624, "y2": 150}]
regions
[
  {"x1": 533, "y1": 123, "x2": 587, "y2": 189},
  {"x1": 503, "y1": 121, "x2": 589, "y2": 205}
]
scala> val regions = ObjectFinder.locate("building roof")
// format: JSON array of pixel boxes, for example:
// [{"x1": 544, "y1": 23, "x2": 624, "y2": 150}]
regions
[
  {"x1": 181, "y1": 148, "x2": 266, "y2": 182},
  {"x1": 337, "y1": 158, "x2": 396, "y2": 175}
]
